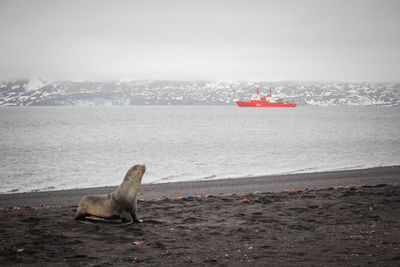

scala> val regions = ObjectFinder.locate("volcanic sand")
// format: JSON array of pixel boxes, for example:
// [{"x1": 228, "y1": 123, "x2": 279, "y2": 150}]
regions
[{"x1": 1, "y1": 167, "x2": 400, "y2": 266}]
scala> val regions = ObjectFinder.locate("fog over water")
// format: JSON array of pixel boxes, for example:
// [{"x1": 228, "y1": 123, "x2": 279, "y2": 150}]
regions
[{"x1": 0, "y1": 0, "x2": 399, "y2": 82}]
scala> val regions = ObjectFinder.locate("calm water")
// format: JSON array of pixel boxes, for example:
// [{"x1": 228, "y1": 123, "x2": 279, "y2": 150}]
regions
[{"x1": 1, "y1": 106, "x2": 399, "y2": 193}]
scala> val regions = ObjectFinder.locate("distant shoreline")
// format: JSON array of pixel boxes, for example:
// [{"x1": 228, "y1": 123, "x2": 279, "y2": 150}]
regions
[
  {"x1": 1, "y1": 165, "x2": 399, "y2": 208},
  {"x1": 2, "y1": 80, "x2": 400, "y2": 106}
]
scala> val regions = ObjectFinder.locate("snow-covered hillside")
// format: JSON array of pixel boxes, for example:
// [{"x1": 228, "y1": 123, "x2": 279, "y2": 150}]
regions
[{"x1": 0, "y1": 79, "x2": 399, "y2": 106}]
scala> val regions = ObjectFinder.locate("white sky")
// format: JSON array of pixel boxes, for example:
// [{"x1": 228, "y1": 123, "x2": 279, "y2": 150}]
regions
[{"x1": 0, "y1": 0, "x2": 399, "y2": 82}]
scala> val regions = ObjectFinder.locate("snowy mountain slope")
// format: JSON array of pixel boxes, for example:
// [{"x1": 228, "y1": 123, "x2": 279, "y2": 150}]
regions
[{"x1": 0, "y1": 79, "x2": 399, "y2": 106}]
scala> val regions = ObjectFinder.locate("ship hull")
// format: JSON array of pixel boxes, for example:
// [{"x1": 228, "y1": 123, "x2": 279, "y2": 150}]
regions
[{"x1": 236, "y1": 101, "x2": 297, "y2": 107}]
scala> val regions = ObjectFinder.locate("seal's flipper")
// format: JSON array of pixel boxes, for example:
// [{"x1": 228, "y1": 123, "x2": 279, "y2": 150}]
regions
[
  {"x1": 131, "y1": 202, "x2": 142, "y2": 223},
  {"x1": 74, "y1": 213, "x2": 86, "y2": 221}
]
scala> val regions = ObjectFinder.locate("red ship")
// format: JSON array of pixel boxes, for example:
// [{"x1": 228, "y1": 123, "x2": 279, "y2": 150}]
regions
[{"x1": 236, "y1": 88, "x2": 297, "y2": 107}]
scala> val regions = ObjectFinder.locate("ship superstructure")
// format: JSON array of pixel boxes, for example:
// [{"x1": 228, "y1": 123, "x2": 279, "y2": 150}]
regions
[{"x1": 236, "y1": 88, "x2": 297, "y2": 107}]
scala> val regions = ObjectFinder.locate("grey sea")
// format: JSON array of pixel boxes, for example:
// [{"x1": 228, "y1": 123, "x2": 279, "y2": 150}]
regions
[{"x1": 1, "y1": 106, "x2": 399, "y2": 193}]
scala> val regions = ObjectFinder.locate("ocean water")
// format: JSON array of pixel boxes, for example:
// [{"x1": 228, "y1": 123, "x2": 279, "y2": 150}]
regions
[{"x1": 0, "y1": 106, "x2": 399, "y2": 193}]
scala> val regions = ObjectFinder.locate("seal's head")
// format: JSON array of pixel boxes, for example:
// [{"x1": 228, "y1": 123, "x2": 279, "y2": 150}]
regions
[
  {"x1": 133, "y1": 164, "x2": 146, "y2": 176},
  {"x1": 124, "y1": 165, "x2": 146, "y2": 184}
]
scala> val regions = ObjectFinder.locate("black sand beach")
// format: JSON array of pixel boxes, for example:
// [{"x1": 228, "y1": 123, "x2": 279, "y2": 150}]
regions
[{"x1": 1, "y1": 166, "x2": 400, "y2": 266}]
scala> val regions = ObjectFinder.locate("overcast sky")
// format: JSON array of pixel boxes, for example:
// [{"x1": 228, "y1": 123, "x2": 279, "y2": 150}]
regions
[{"x1": 0, "y1": 0, "x2": 399, "y2": 82}]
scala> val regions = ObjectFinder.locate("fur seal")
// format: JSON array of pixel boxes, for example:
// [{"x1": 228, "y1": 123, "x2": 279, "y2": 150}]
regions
[{"x1": 74, "y1": 164, "x2": 145, "y2": 224}]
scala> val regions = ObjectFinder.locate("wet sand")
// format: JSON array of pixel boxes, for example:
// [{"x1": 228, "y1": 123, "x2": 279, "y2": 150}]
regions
[{"x1": 1, "y1": 166, "x2": 400, "y2": 266}]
